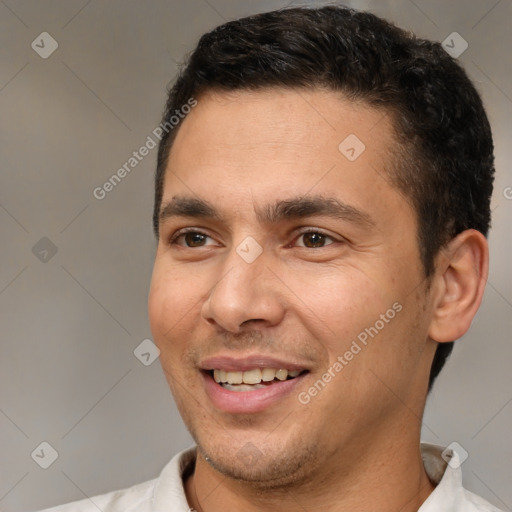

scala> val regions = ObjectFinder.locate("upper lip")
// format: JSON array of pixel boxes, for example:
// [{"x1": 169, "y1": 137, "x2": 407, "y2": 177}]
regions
[{"x1": 199, "y1": 355, "x2": 311, "y2": 372}]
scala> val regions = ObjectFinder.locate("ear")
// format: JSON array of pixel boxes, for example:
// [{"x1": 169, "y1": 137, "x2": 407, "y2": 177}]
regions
[{"x1": 428, "y1": 229, "x2": 489, "y2": 343}]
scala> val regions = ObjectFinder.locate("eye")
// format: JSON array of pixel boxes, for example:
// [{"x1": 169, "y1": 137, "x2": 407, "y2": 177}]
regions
[
  {"x1": 294, "y1": 230, "x2": 336, "y2": 248},
  {"x1": 170, "y1": 230, "x2": 217, "y2": 248}
]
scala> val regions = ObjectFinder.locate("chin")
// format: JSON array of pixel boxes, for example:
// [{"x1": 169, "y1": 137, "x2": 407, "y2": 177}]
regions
[{"x1": 196, "y1": 436, "x2": 319, "y2": 489}]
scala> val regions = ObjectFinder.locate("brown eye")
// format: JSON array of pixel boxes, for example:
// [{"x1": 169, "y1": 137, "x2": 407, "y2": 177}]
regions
[
  {"x1": 171, "y1": 230, "x2": 215, "y2": 247},
  {"x1": 296, "y1": 231, "x2": 334, "y2": 248},
  {"x1": 183, "y1": 232, "x2": 207, "y2": 247}
]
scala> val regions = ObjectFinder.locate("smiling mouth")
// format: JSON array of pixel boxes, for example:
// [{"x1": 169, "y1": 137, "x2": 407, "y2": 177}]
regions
[{"x1": 208, "y1": 368, "x2": 307, "y2": 392}]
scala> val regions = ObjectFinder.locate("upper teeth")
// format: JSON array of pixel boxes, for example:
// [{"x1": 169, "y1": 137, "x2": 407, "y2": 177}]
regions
[{"x1": 213, "y1": 368, "x2": 301, "y2": 385}]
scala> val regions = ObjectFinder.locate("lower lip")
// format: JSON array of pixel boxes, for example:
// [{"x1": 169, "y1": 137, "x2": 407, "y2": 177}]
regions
[{"x1": 201, "y1": 371, "x2": 307, "y2": 414}]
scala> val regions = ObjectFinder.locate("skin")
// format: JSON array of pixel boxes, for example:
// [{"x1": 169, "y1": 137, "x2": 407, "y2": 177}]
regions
[{"x1": 148, "y1": 88, "x2": 488, "y2": 512}]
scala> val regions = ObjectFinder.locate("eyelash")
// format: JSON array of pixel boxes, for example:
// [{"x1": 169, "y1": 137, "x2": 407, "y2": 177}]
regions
[
  {"x1": 169, "y1": 228, "x2": 217, "y2": 247},
  {"x1": 168, "y1": 228, "x2": 338, "y2": 248}
]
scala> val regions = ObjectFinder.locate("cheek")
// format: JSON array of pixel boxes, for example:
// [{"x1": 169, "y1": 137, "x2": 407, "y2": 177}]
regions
[
  {"x1": 148, "y1": 262, "x2": 202, "y2": 347},
  {"x1": 286, "y1": 265, "x2": 389, "y2": 352},
  {"x1": 148, "y1": 266, "x2": 204, "y2": 394}
]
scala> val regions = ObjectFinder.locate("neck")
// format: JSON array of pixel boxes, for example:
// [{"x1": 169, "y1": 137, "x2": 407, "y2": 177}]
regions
[{"x1": 185, "y1": 432, "x2": 436, "y2": 512}]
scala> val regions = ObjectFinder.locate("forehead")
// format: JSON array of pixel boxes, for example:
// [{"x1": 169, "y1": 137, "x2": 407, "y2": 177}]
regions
[
  {"x1": 163, "y1": 88, "x2": 406, "y2": 224},
  {"x1": 168, "y1": 88, "x2": 394, "y2": 167}
]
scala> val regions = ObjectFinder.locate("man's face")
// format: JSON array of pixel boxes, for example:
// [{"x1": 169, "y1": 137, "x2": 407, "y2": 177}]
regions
[{"x1": 149, "y1": 89, "x2": 438, "y2": 486}]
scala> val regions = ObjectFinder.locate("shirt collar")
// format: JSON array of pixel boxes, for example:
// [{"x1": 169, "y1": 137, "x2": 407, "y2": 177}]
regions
[
  {"x1": 419, "y1": 443, "x2": 467, "y2": 511},
  {"x1": 152, "y1": 446, "x2": 196, "y2": 511}
]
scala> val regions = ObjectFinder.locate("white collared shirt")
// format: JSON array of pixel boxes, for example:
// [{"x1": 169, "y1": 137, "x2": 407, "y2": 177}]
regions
[{"x1": 37, "y1": 443, "x2": 503, "y2": 512}]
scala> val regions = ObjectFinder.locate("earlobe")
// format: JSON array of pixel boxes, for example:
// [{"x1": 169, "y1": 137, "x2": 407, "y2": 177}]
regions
[{"x1": 428, "y1": 229, "x2": 489, "y2": 343}]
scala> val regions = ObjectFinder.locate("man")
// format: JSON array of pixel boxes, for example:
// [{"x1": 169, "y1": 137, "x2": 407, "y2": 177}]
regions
[{"x1": 40, "y1": 5, "x2": 500, "y2": 512}]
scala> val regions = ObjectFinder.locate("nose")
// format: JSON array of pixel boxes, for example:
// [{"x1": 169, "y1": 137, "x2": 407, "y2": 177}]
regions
[{"x1": 201, "y1": 246, "x2": 286, "y2": 333}]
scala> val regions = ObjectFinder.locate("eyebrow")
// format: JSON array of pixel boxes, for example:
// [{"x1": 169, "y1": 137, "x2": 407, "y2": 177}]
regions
[
  {"x1": 259, "y1": 196, "x2": 375, "y2": 228},
  {"x1": 159, "y1": 195, "x2": 375, "y2": 228},
  {"x1": 159, "y1": 196, "x2": 222, "y2": 222}
]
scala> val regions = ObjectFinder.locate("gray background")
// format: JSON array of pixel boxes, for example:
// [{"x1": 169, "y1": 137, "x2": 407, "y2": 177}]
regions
[{"x1": 0, "y1": 1, "x2": 510, "y2": 511}]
